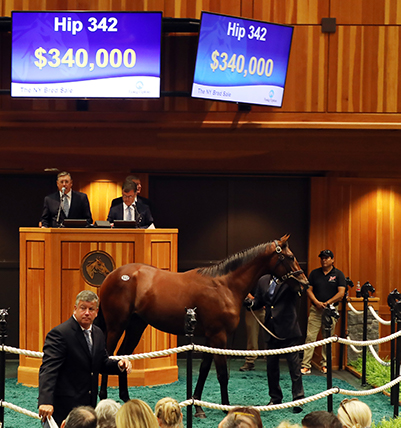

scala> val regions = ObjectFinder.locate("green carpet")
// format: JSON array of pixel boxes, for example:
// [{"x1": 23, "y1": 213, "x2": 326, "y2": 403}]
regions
[{"x1": 3, "y1": 358, "x2": 397, "y2": 427}]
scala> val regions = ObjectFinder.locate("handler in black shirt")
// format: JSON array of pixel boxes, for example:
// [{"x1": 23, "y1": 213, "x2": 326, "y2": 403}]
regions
[{"x1": 301, "y1": 249, "x2": 346, "y2": 375}]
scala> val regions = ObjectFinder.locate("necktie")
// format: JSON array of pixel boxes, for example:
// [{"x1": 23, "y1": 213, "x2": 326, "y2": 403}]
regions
[
  {"x1": 63, "y1": 195, "x2": 69, "y2": 217},
  {"x1": 84, "y1": 329, "x2": 92, "y2": 353},
  {"x1": 127, "y1": 206, "x2": 132, "y2": 221},
  {"x1": 268, "y1": 277, "x2": 277, "y2": 297}
]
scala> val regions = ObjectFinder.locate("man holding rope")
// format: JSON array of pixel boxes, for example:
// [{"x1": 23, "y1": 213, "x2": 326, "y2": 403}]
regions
[
  {"x1": 245, "y1": 274, "x2": 305, "y2": 413},
  {"x1": 38, "y1": 290, "x2": 132, "y2": 427}
]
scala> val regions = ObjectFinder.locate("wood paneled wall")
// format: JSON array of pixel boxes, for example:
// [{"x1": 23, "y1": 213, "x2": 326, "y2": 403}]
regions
[
  {"x1": 309, "y1": 177, "x2": 401, "y2": 357},
  {"x1": 2, "y1": 0, "x2": 401, "y2": 123}
]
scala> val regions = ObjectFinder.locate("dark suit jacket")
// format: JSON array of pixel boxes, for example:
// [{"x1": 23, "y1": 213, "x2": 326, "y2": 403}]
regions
[
  {"x1": 107, "y1": 199, "x2": 154, "y2": 228},
  {"x1": 40, "y1": 190, "x2": 93, "y2": 227},
  {"x1": 253, "y1": 274, "x2": 302, "y2": 342},
  {"x1": 38, "y1": 317, "x2": 120, "y2": 427}
]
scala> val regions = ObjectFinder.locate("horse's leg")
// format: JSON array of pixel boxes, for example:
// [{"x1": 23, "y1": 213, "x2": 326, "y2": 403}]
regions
[
  {"x1": 116, "y1": 314, "x2": 149, "y2": 402},
  {"x1": 99, "y1": 319, "x2": 129, "y2": 400},
  {"x1": 214, "y1": 353, "x2": 229, "y2": 406},
  {"x1": 192, "y1": 351, "x2": 214, "y2": 418}
]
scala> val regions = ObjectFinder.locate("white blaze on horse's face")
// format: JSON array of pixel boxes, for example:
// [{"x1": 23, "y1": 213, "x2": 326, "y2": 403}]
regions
[{"x1": 74, "y1": 300, "x2": 99, "y2": 329}]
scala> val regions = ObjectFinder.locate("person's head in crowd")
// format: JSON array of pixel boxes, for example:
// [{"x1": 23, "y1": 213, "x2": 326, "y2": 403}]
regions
[
  {"x1": 277, "y1": 422, "x2": 302, "y2": 428},
  {"x1": 60, "y1": 406, "x2": 97, "y2": 428},
  {"x1": 57, "y1": 171, "x2": 73, "y2": 195},
  {"x1": 95, "y1": 399, "x2": 121, "y2": 428},
  {"x1": 73, "y1": 290, "x2": 99, "y2": 330},
  {"x1": 218, "y1": 406, "x2": 263, "y2": 428},
  {"x1": 115, "y1": 399, "x2": 158, "y2": 428},
  {"x1": 122, "y1": 181, "x2": 137, "y2": 208},
  {"x1": 124, "y1": 175, "x2": 142, "y2": 195},
  {"x1": 337, "y1": 398, "x2": 372, "y2": 428},
  {"x1": 154, "y1": 397, "x2": 183, "y2": 428},
  {"x1": 302, "y1": 411, "x2": 342, "y2": 428}
]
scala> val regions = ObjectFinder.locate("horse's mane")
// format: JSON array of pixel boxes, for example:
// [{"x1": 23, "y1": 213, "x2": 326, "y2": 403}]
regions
[{"x1": 197, "y1": 241, "x2": 274, "y2": 278}]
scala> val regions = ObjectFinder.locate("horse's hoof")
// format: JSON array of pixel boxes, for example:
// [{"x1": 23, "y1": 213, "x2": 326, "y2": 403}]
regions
[
  {"x1": 194, "y1": 407, "x2": 206, "y2": 419},
  {"x1": 120, "y1": 394, "x2": 130, "y2": 403}
]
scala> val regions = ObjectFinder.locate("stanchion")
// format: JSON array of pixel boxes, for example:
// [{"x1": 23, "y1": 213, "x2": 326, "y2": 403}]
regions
[
  {"x1": 322, "y1": 304, "x2": 339, "y2": 413},
  {"x1": 388, "y1": 290, "x2": 401, "y2": 406},
  {"x1": 184, "y1": 308, "x2": 197, "y2": 428},
  {"x1": 394, "y1": 300, "x2": 401, "y2": 417},
  {"x1": 0, "y1": 309, "x2": 9, "y2": 428},
  {"x1": 339, "y1": 277, "x2": 354, "y2": 370},
  {"x1": 361, "y1": 282, "x2": 375, "y2": 386}
]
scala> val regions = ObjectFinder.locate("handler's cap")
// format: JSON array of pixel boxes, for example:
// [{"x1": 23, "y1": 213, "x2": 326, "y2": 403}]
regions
[{"x1": 319, "y1": 249, "x2": 334, "y2": 258}]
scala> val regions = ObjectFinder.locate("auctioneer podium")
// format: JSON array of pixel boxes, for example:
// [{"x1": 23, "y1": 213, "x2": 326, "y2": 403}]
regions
[{"x1": 18, "y1": 227, "x2": 178, "y2": 387}]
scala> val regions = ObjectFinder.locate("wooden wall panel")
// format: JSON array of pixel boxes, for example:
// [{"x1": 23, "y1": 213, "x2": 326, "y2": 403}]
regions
[
  {"x1": 328, "y1": 26, "x2": 401, "y2": 112},
  {"x1": 309, "y1": 177, "x2": 401, "y2": 358},
  {"x1": 254, "y1": 0, "x2": 329, "y2": 25},
  {"x1": 331, "y1": 0, "x2": 401, "y2": 25},
  {"x1": 280, "y1": 26, "x2": 327, "y2": 112}
]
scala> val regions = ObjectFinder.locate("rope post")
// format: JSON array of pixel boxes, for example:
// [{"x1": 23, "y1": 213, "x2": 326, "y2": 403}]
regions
[
  {"x1": 0, "y1": 309, "x2": 9, "y2": 428},
  {"x1": 394, "y1": 300, "x2": 401, "y2": 418},
  {"x1": 184, "y1": 308, "x2": 197, "y2": 428},
  {"x1": 339, "y1": 277, "x2": 354, "y2": 370},
  {"x1": 322, "y1": 304, "x2": 339, "y2": 413},
  {"x1": 361, "y1": 282, "x2": 375, "y2": 386},
  {"x1": 388, "y1": 290, "x2": 401, "y2": 406}
]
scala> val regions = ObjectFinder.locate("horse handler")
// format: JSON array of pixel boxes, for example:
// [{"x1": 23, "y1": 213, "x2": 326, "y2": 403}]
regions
[
  {"x1": 38, "y1": 290, "x2": 132, "y2": 427},
  {"x1": 245, "y1": 274, "x2": 306, "y2": 413}
]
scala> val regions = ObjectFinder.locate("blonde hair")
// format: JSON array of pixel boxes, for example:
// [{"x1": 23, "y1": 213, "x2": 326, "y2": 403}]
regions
[
  {"x1": 115, "y1": 399, "x2": 158, "y2": 428},
  {"x1": 277, "y1": 422, "x2": 302, "y2": 428},
  {"x1": 154, "y1": 397, "x2": 183, "y2": 428},
  {"x1": 337, "y1": 398, "x2": 372, "y2": 428}
]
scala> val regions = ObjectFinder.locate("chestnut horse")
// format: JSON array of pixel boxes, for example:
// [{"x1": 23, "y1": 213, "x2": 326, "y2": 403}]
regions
[{"x1": 96, "y1": 235, "x2": 308, "y2": 417}]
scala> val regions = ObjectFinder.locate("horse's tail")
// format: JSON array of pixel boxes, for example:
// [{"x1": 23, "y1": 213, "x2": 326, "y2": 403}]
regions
[{"x1": 94, "y1": 304, "x2": 107, "y2": 334}]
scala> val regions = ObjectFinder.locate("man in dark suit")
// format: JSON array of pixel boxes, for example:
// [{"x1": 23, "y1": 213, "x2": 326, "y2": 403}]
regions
[
  {"x1": 110, "y1": 175, "x2": 151, "y2": 208},
  {"x1": 248, "y1": 274, "x2": 305, "y2": 413},
  {"x1": 40, "y1": 171, "x2": 93, "y2": 227},
  {"x1": 107, "y1": 181, "x2": 154, "y2": 228},
  {"x1": 38, "y1": 290, "x2": 132, "y2": 427}
]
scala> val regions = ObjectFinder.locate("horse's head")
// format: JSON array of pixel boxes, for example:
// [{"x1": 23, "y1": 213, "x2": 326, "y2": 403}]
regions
[
  {"x1": 360, "y1": 281, "x2": 375, "y2": 299},
  {"x1": 267, "y1": 234, "x2": 309, "y2": 294}
]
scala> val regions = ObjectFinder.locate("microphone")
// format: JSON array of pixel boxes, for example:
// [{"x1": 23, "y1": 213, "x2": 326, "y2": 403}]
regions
[
  {"x1": 133, "y1": 203, "x2": 142, "y2": 225},
  {"x1": 61, "y1": 187, "x2": 66, "y2": 195}
]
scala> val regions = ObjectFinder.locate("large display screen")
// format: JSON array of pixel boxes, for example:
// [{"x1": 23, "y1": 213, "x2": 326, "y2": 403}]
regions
[
  {"x1": 191, "y1": 12, "x2": 293, "y2": 107},
  {"x1": 11, "y1": 11, "x2": 162, "y2": 98}
]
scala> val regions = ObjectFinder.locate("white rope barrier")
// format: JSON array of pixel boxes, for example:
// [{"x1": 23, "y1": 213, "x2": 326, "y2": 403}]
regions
[
  {"x1": 2, "y1": 324, "x2": 401, "y2": 421},
  {"x1": 347, "y1": 336, "x2": 363, "y2": 354},
  {"x1": 368, "y1": 305, "x2": 392, "y2": 325},
  {"x1": 0, "y1": 401, "x2": 41, "y2": 420},
  {"x1": 347, "y1": 301, "x2": 364, "y2": 315},
  {"x1": 368, "y1": 345, "x2": 391, "y2": 366}
]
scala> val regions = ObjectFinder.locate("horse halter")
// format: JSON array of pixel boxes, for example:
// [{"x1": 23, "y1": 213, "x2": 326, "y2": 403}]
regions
[{"x1": 272, "y1": 240, "x2": 305, "y2": 287}]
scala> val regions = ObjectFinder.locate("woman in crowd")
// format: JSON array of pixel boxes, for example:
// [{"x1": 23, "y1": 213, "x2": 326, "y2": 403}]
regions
[
  {"x1": 218, "y1": 406, "x2": 263, "y2": 428},
  {"x1": 115, "y1": 399, "x2": 158, "y2": 428},
  {"x1": 154, "y1": 397, "x2": 183, "y2": 428},
  {"x1": 337, "y1": 398, "x2": 372, "y2": 428},
  {"x1": 95, "y1": 399, "x2": 121, "y2": 428}
]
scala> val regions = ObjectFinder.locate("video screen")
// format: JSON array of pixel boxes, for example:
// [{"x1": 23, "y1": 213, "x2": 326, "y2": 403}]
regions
[
  {"x1": 11, "y1": 11, "x2": 162, "y2": 98},
  {"x1": 191, "y1": 12, "x2": 293, "y2": 107}
]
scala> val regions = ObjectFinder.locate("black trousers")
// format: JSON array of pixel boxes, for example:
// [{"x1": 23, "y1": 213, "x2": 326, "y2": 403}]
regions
[{"x1": 266, "y1": 337, "x2": 304, "y2": 404}]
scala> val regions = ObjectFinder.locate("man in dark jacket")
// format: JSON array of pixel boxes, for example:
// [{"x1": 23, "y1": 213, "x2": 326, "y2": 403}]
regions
[
  {"x1": 107, "y1": 181, "x2": 154, "y2": 228},
  {"x1": 250, "y1": 273, "x2": 305, "y2": 412},
  {"x1": 40, "y1": 171, "x2": 93, "y2": 227},
  {"x1": 38, "y1": 290, "x2": 132, "y2": 427}
]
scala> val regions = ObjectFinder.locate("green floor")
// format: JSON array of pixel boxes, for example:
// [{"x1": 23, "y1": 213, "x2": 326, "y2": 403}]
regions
[{"x1": 3, "y1": 358, "x2": 398, "y2": 428}]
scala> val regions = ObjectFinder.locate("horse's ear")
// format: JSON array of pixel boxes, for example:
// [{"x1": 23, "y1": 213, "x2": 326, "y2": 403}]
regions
[{"x1": 279, "y1": 234, "x2": 290, "y2": 245}]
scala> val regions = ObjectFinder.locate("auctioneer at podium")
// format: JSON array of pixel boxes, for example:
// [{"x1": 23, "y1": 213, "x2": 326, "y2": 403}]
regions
[{"x1": 40, "y1": 171, "x2": 93, "y2": 228}]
